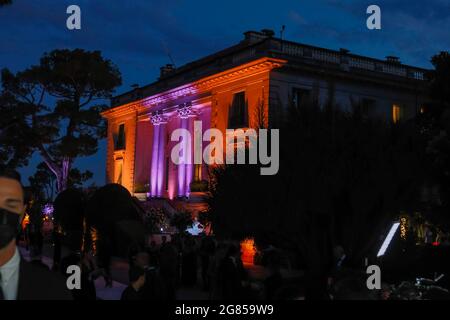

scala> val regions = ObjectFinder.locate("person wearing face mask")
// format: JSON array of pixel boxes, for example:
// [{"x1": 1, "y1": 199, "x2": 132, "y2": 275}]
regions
[{"x1": 0, "y1": 168, "x2": 72, "y2": 300}]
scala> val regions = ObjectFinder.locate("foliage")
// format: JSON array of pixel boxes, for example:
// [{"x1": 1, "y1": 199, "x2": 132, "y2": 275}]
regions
[
  {"x1": 0, "y1": 49, "x2": 122, "y2": 191},
  {"x1": 0, "y1": 0, "x2": 12, "y2": 6},
  {"x1": 189, "y1": 180, "x2": 209, "y2": 192},
  {"x1": 84, "y1": 184, "x2": 144, "y2": 258},
  {"x1": 28, "y1": 162, "x2": 56, "y2": 202},
  {"x1": 0, "y1": 92, "x2": 35, "y2": 168},
  {"x1": 53, "y1": 188, "x2": 86, "y2": 251},
  {"x1": 143, "y1": 207, "x2": 169, "y2": 234},
  {"x1": 134, "y1": 182, "x2": 149, "y2": 193},
  {"x1": 422, "y1": 52, "x2": 450, "y2": 227},
  {"x1": 428, "y1": 51, "x2": 450, "y2": 112},
  {"x1": 170, "y1": 211, "x2": 194, "y2": 233},
  {"x1": 208, "y1": 101, "x2": 426, "y2": 275},
  {"x1": 28, "y1": 162, "x2": 93, "y2": 201}
]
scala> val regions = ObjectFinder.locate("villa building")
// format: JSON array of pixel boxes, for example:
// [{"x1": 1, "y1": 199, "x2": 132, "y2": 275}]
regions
[{"x1": 101, "y1": 29, "x2": 429, "y2": 202}]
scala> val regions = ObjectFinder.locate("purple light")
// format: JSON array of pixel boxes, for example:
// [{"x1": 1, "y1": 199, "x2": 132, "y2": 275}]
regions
[
  {"x1": 42, "y1": 203, "x2": 54, "y2": 217},
  {"x1": 177, "y1": 117, "x2": 188, "y2": 196},
  {"x1": 156, "y1": 123, "x2": 166, "y2": 196},
  {"x1": 150, "y1": 123, "x2": 160, "y2": 197}
]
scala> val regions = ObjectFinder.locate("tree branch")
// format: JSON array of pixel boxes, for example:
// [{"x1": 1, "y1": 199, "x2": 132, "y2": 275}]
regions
[{"x1": 38, "y1": 143, "x2": 61, "y2": 177}]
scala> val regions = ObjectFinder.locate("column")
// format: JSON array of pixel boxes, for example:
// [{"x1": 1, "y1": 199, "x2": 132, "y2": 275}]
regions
[
  {"x1": 177, "y1": 117, "x2": 188, "y2": 197},
  {"x1": 185, "y1": 115, "x2": 195, "y2": 196},
  {"x1": 177, "y1": 103, "x2": 197, "y2": 197},
  {"x1": 150, "y1": 118, "x2": 160, "y2": 197},
  {"x1": 156, "y1": 121, "x2": 167, "y2": 197},
  {"x1": 150, "y1": 113, "x2": 167, "y2": 197}
]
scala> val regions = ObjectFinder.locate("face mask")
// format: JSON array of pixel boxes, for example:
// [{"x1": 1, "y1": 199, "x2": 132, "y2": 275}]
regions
[{"x1": 0, "y1": 208, "x2": 21, "y2": 250}]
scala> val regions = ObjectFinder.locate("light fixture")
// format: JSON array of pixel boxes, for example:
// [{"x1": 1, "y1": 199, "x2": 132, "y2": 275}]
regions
[{"x1": 377, "y1": 222, "x2": 400, "y2": 257}]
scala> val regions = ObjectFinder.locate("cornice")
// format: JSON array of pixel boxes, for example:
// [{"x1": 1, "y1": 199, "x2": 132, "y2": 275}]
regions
[{"x1": 101, "y1": 57, "x2": 286, "y2": 119}]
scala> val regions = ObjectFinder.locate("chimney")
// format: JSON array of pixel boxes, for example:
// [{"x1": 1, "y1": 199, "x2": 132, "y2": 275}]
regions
[
  {"x1": 160, "y1": 64, "x2": 176, "y2": 78},
  {"x1": 261, "y1": 29, "x2": 275, "y2": 37},
  {"x1": 243, "y1": 29, "x2": 275, "y2": 43},
  {"x1": 386, "y1": 56, "x2": 401, "y2": 64}
]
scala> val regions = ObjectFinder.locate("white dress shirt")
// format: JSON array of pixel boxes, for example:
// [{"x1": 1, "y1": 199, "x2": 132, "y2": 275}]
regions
[{"x1": 0, "y1": 247, "x2": 21, "y2": 300}]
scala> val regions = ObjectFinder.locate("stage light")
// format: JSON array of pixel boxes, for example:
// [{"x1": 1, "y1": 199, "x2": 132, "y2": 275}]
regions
[{"x1": 377, "y1": 222, "x2": 400, "y2": 257}]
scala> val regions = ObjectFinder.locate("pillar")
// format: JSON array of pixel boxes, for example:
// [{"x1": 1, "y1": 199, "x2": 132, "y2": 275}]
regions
[
  {"x1": 156, "y1": 121, "x2": 167, "y2": 197},
  {"x1": 177, "y1": 117, "x2": 188, "y2": 197},
  {"x1": 185, "y1": 115, "x2": 195, "y2": 196},
  {"x1": 150, "y1": 113, "x2": 167, "y2": 197},
  {"x1": 176, "y1": 103, "x2": 197, "y2": 197}
]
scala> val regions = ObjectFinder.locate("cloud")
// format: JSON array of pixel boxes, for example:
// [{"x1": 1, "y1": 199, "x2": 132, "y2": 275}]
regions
[{"x1": 287, "y1": 0, "x2": 449, "y2": 68}]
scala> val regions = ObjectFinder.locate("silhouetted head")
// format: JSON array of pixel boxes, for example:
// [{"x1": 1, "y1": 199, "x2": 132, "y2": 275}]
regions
[
  {"x1": 129, "y1": 266, "x2": 146, "y2": 288},
  {"x1": 0, "y1": 168, "x2": 25, "y2": 251}
]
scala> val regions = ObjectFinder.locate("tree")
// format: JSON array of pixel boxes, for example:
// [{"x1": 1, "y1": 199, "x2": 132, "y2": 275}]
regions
[
  {"x1": 29, "y1": 162, "x2": 56, "y2": 201},
  {"x1": 1, "y1": 49, "x2": 122, "y2": 192},
  {"x1": 0, "y1": 0, "x2": 12, "y2": 6},
  {"x1": 67, "y1": 168, "x2": 93, "y2": 189},
  {"x1": 428, "y1": 51, "x2": 450, "y2": 114},
  {"x1": 208, "y1": 101, "x2": 425, "y2": 297},
  {"x1": 85, "y1": 184, "x2": 144, "y2": 261},
  {"x1": 53, "y1": 188, "x2": 86, "y2": 251},
  {"x1": 28, "y1": 162, "x2": 93, "y2": 201},
  {"x1": 0, "y1": 92, "x2": 35, "y2": 168},
  {"x1": 423, "y1": 51, "x2": 450, "y2": 227}
]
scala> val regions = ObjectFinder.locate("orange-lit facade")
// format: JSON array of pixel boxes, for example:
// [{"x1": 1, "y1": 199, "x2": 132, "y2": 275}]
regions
[
  {"x1": 102, "y1": 57, "x2": 284, "y2": 198},
  {"x1": 102, "y1": 30, "x2": 430, "y2": 199}
]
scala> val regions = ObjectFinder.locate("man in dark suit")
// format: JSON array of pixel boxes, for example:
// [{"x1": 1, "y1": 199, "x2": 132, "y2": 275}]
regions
[{"x1": 0, "y1": 168, "x2": 72, "y2": 300}]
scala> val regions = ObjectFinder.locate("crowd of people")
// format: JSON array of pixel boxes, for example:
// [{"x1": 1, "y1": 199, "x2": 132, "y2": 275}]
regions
[
  {"x1": 122, "y1": 234, "x2": 303, "y2": 300},
  {"x1": 4, "y1": 167, "x2": 447, "y2": 301},
  {"x1": 124, "y1": 235, "x2": 246, "y2": 300}
]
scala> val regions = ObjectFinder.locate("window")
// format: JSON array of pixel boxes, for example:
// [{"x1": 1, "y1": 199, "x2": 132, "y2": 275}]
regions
[
  {"x1": 116, "y1": 124, "x2": 125, "y2": 150},
  {"x1": 292, "y1": 88, "x2": 311, "y2": 110},
  {"x1": 194, "y1": 164, "x2": 202, "y2": 181},
  {"x1": 228, "y1": 91, "x2": 248, "y2": 129},
  {"x1": 392, "y1": 104, "x2": 401, "y2": 124}
]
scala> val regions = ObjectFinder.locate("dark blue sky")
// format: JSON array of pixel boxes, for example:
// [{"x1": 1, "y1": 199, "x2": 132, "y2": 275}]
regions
[{"x1": 1, "y1": 0, "x2": 449, "y2": 186}]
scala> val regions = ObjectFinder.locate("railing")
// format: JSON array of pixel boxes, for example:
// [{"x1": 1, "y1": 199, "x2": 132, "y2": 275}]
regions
[
  {"x1": 111, "y1": 39, "x2": 427, "y2": 107},
  {"x1": 279, "y1": 41, "x2": 426, "y2": 80}
]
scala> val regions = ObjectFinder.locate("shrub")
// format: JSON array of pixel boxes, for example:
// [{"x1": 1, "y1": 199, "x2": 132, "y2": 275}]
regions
[
  {"x1": 134, "y1": 183, "x2": 149, "y2": 193},
  {"x1": 190, "y1": 180, "x2": 209, "y2": 192}
]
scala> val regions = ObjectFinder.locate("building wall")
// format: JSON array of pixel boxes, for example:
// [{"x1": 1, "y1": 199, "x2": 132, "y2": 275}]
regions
[
  {"x1": 105, "y1": 111, "x2": 137, "y2": 194},
  {"x1": 130, "y1": 70, "x2": 272, "y2": 197},
  {"x1": 104, "y1": 57, "x2": 428, "y2": 197},
  {"x1": 134, "y1": 119, "x2": 152, "y2": 192},
  {"x1": 270, "y1": 70, "x2": 428, "y2": 123},
  {"x1": 212, "y1": 72, "x2": 271, "y2": 133}
]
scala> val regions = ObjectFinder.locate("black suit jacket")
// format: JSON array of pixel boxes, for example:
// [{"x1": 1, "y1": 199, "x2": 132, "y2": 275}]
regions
[{"x1": 16, "y1": 259, "x2": 73, "y2": 300}]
